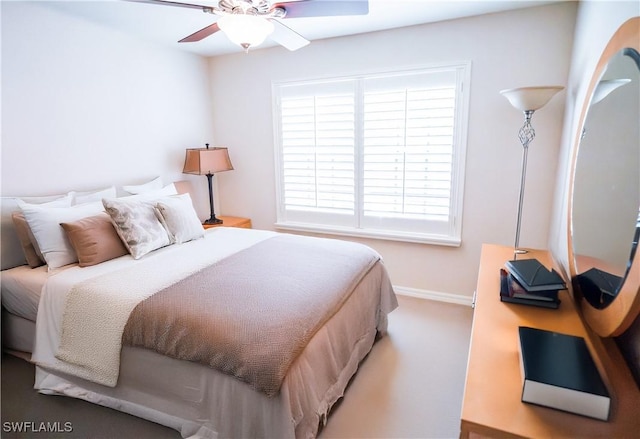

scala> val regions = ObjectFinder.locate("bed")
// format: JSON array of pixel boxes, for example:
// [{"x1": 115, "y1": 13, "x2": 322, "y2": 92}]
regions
[{"x1": 0, "y1": 181, "x2": 397, "y2": 438}]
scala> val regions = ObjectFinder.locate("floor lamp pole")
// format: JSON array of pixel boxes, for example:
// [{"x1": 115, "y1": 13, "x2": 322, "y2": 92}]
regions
[{"x1": 514, "y1": 110, "x2": 536, "y2": 257}]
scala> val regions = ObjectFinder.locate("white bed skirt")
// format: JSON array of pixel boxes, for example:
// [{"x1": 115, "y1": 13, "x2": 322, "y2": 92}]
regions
[{"x1": 31, "y1": 262, "x2": 396, "y2": 439}]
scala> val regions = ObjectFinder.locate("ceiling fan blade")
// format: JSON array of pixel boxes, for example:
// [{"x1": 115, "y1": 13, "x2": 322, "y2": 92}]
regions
[
  {"x1": 179, "y1": 22, "x2": 220, "y2": 42},
  {"x1": 273, "y1": 0, "x2": 368, "y2": 19},
  {"x1": 125, "y1": 0, "x2": 213, "y2": 11},
  {"x1": 268, "y1": 19, "x2": 310, "y2": 51}
]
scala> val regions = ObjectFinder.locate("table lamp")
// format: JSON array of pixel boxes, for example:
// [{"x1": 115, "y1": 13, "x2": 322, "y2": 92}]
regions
[{"x1": 183, "y1": 144, "x2": 234, "y2": 225}]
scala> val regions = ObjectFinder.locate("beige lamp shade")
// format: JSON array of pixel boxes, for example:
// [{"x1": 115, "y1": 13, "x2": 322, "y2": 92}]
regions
[
  {"x1": 500, "y1": 86, "x2": 564, "y2": 112},
  {"x1": 183, "y1": 146, "x2": 234, "y2": 176}
]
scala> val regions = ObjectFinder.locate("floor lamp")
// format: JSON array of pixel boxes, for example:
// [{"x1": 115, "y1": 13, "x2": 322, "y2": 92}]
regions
[
  {"x1": 500, "y1": 86, "x2": 564, "y2": 255},
  {"x1": 183, "y1": 144, "x2": 234, "y2": 225}
]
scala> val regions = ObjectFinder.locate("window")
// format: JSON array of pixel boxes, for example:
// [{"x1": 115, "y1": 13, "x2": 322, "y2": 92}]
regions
[{"x1": 273, "y1": 63, "x2": 470, "y2": 245}]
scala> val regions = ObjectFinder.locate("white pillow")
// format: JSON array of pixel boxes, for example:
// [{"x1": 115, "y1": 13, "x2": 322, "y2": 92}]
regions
[
  {"x1": 119, "y1": 184, "x2": 178, "y2": 202},
  {"x1": 1, "y1": 193, "x2": 73, "y2": 270},
  {"x1": 19, "y1": 201, "x2": 105, "y2": 270},
  {"x1": 10, "y1": 194, "x2": 72, "y2": 207},
  {"x1": 70, "y1": 186, "x2": 117, "y2": 205},
  {"x1": 102, "y1": 198, "x2": 172, "y2": 259},
  {"x1": 155, "y1": 194, "x2": 204, "y2": 244},
  {"x1": 122, "y1": 177, "x2": 163, "y2": 195}
]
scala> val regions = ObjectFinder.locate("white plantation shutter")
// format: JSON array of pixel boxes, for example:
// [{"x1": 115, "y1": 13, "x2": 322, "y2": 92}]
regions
[
  {"x1": 274, "y1": 63, "x2": 469, "y2": 244},
  {"x1": 277, "y1": 80, "x2": 357, "y2": 226},
  {"x1": 281, "y1": 94, "x2": 355, "y2": 213}
]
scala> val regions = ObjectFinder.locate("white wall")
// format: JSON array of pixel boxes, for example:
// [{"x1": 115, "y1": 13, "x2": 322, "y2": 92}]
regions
[
  {"x1": 209, "y1": 3, "x2": 576, "y2": 298},
  {"x1": 549, "y1": 1, "x2": 640, "y2": 275},
  {"x1": 0, "y1": 1, "x2": 582, "y2": 299},
  {"x1": 1, "y1": 2, "x2": 214, "y2": 218}
]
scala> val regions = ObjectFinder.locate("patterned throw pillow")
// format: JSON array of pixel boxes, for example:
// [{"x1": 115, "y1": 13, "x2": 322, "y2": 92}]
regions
[
  {"x1": 155, "y1": 193, "x2": 204, "y2": 244},
  {"x1": 102, "y1": 198, "x2": 171, "y2": 259}
]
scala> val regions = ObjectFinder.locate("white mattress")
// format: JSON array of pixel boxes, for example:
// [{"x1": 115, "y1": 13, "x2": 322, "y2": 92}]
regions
[{"x1": 1, "y1": 264, "x2": 49, "y2": 321}]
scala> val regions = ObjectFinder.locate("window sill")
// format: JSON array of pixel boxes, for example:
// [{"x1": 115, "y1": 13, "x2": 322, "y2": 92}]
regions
[{"x1": 274, "y1": 221, "x2": 461, "y2": 246}]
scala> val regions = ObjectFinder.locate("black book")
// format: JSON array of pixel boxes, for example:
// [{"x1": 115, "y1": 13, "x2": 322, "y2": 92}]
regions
[
  {"x1": 578, "y1": 267, "x2": 621, "y2": 298},
  {"x1": 506, "y1": 271, "x2": 558, "y2": 301},
  {"x1": 577, "y1": 267, "x2": 622, "y2": 309},
  {"x1": 499, "y1": 269, "x2": 560, "y2": 309},
  {"x1": 518, "y1": 327, "x2": 610, "y2": 421},
  {"x1": 501, "y1": 295, "x2": 560, "y2": 309},
  {"x1": 505, "y1": 258, "x2": 566, "y2": 292}
]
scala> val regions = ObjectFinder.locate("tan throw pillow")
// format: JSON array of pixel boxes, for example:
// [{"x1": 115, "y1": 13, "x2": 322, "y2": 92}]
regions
[
  {"x1": 61, "y1": 213, "x2": 129, "y2": 267},
  {"x1": 20, "y1": 201, "x2": 105, "y2": 270},
  {"x1": 11, "y1": 211, "x2": 45, "y2": 268}
]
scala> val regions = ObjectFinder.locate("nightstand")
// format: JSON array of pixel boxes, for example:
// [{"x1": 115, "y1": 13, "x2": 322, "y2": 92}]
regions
[{"x1": 203, "y1": 216, "x2": 252, "y2": 229}]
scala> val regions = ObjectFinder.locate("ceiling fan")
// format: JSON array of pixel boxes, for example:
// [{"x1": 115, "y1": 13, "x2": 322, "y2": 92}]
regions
[{"x1": 128, "y1": 0, "x2": 370, "y2": 52}]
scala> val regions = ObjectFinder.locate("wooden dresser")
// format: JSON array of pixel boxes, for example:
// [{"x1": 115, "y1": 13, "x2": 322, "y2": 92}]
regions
[{"x1": 460, "y1": 244, "x2": 640, "y2": 438}]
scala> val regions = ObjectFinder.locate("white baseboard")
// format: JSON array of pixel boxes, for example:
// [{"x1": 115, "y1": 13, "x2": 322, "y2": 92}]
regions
[{"x1": 393, "y1": 285, "x2": 473, "y2": 307}]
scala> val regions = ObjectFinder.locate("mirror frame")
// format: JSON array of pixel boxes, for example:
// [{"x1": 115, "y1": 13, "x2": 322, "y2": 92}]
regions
[{"x1": 568, "y1": 17, "x2": 640, "y2": 338}]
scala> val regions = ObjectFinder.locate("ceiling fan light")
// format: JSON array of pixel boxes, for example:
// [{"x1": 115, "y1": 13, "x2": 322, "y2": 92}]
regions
[{"x1": 218, "y1": 14, "x2": 274, "y2": 51}]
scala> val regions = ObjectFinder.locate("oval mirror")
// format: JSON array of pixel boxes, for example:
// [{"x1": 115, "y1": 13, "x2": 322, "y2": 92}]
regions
[
  {"x1": 569, "y1": 17, "x2": 640, "y2": 337},
  {"x1": 573, "y1": 49, "x2": 639, "y2": 309}
]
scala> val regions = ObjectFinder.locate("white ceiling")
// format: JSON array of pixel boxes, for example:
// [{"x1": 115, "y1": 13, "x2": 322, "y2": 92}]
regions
[{"x1": 39, "y1": 0, "x2": 563, "y2": 56}]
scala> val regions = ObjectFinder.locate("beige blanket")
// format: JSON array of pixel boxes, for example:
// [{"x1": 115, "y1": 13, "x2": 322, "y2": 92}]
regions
[
  {"x1": 54, "y1": 228, "x2": 277, "y2": 387},
  {"x1": 122, "y1": 234, "x2": 380, "y2": 396}
]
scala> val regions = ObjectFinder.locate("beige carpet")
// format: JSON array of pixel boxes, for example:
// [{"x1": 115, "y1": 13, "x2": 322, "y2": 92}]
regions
[
  {"x1": 1, "y1": 295, "x2": 473, "y2": 439},
  {"x1": 319, "y1": 295, "x2": 474, "y2": 439}
]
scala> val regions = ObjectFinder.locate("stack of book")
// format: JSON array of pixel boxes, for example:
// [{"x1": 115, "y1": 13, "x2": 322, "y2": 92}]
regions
[{"x1": 500, "y1": 258, "x2": 566, "y2": 309}]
